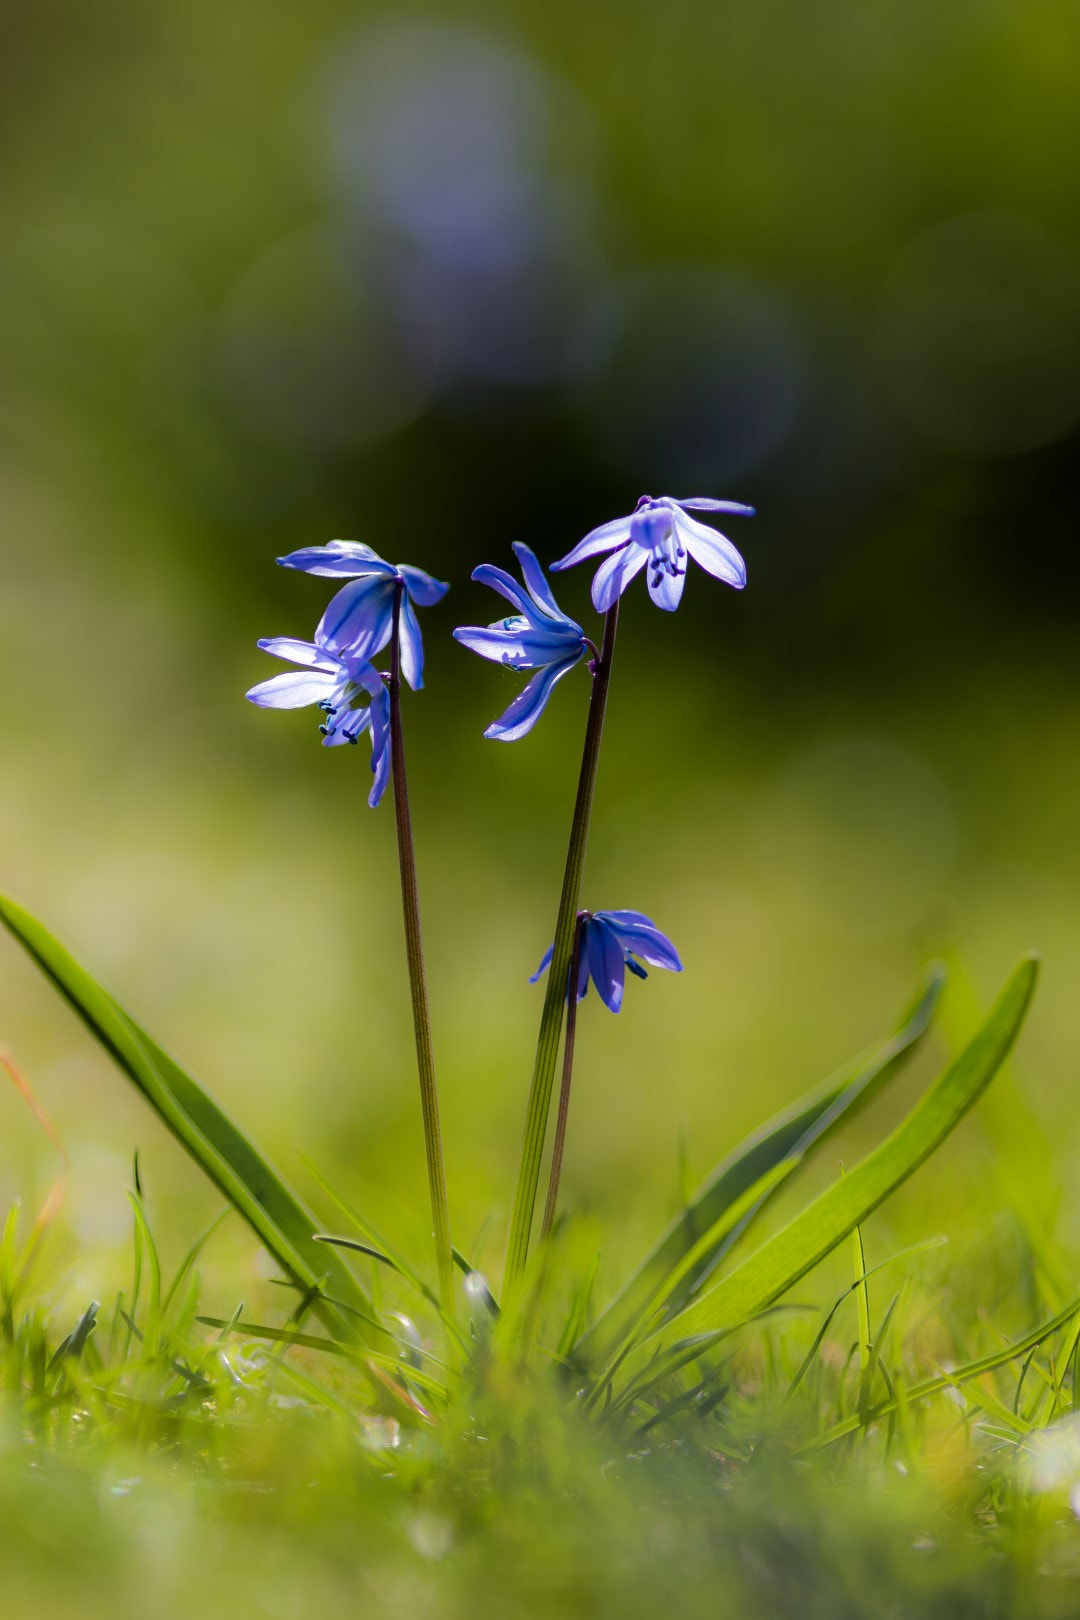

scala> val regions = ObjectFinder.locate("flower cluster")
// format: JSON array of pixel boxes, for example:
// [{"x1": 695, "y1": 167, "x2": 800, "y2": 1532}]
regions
[{"x1": 246, "y1": 544, "x2": 448, "y2": 807}]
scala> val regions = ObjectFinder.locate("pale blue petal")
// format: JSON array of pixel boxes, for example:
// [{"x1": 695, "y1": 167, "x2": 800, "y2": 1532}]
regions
[
  {"x1": 257, "y1": 637, "x2": 339, "y2": 672},
  {"x1": 471, "y1": 563, "x2": 535, "y2": 619},
  {"x1": 511, "y1": 542, "x2": 564, "y2": 620},
  {"x1": 322, "y1": 706, "x2": 372, "y2": 747},
  {"x1": 674, "y1": 498, "x2": 756, "y2": 516},
  {"x1": 398, "y1": 593, "x2": 425, "y2": 690},
  {"x1": 647, "y1": 561, "x2": 687, "y2": 611},
  {"x1": 453, "y1": 622, "x2": 581, "y2": 668},
  {"x1": 278, "y1": 543, "x2": 395, "y2": 578},
  {"x1": 673, "y1": 510, "x2": 747, "y2": 589},
  {"x1": 483, "y1": 652, "x2": 583, "y2": 742},
  {"x1": 246, "y1": 670, "x2": 338, "y2": 709},
  {"x1": 341, "y1": 655, "x2": 386, "y2": 694},
  {"x1": 317, "y1": 577, "x2": 395, "y2": 657},
  {"x1": 399, "y1": 564, "x2": 450, "y2": 607},
  {"x1": 552, "y1": 514, "x2": 634, "y2": 571},
  {"x1": 591, "y1": 543, "x2": 647, "y2": 612}
]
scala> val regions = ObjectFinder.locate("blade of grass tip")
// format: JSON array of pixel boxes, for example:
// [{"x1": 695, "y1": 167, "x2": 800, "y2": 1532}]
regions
[
  {"x1": 556, "y1": 1252, "x2": 601, "y2": 1363},
  {"x1": 807, "y1": 1285, "x2": 1080, "y2": 1451},
  {"x1": 161, "y1": 1207, "x2": 233, "y2": 1319},
  {"x1": 302, "y1": 1158, "x2": 441, "y2": 1315},
  {"x1": 127, "y1": 1192, "x2": 162, "y2": 1357},
  {"x1": 650, "y1": 957, "x2": 1037, "y2": 1357},
  {"x1": 0, "y1": 895, "x2": 373, "y2": 1341},
  {"x1": 123, "y1": 1199, "x2": 144, "y2": 1363},
  {"x1": 852, "y1": 1220, "x2": 872, "y2": 1404},
  {"x1": 574, "y1": 962, "x2": 945, "y2": 1369},
  {"x1": 784, "y1": 1238, "x2": 946, "y2": 1405},
  {"x1": 861, "y1": 1291, "x2": 899, "y2": 1417}
]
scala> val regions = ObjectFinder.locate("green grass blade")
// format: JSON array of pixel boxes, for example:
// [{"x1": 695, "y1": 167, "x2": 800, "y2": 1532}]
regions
[
  {"x1": 573, "y1": 963, "x2": 945, "y2": 1369},
  {"x1": 809, "y1": 1285, "x2": 1080, "y2": 1451},
  {"x1": 650, "y1": 956, "x2": 1037, "y2": 1351},
  {"x1": 0, "y1": 894, "x2": 374, "y2": 1341}
]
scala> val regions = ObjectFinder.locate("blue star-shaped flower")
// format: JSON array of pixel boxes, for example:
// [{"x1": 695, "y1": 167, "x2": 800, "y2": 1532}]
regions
[
  {"x1": 277, "y1": 542, "x2": 449, "y2": 690},
  {"x1": 246, "y1": 635, "x2": 391, "y2": 806},
  {"x1": 453, "y1": 542, "x2": 589, "y2": 741},
  {"x1": 530, "y1": 909, "x2": 683, "y2": 1013},
  {"x1": 552, "y1": 495, "x2": 753, "y2": 612}
]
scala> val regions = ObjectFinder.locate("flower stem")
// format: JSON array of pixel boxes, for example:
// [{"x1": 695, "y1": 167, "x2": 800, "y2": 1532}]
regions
[
  {"x1": 539, "y1": 912, "x2": 585, "y2": 1246},
  {"x1": 504, "y1": 601, "x2": 620, "y2": 1292},
  {"x1": 388, "y1": 581, "x2": 453, "y2": 1317}
]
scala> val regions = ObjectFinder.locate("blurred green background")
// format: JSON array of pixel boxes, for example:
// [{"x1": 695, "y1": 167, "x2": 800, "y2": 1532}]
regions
[{"x1": 2, "y1": 0, "x2": 1079, "y2": 1308}]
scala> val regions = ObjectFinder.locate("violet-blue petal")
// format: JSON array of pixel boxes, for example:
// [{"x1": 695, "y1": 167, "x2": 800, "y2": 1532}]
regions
[
  {"x1": 552, "y1": 514, "x2": 634, "y2": 571},
  {"x1": 673, "y1": 509, "x2": 747, "y2": 589},
  {"x1": 317, "y1": 576, "x2": 395, "y2": 658},
  {"x1": 277, "y1": 543, "x2": 394, "y2": 578},
  {"x1": 602, "y1": 913, "x2": 683, "y2": 972},
  {"x1": 256, "y1": 637, "x2": 339, "y2": 671},
  {"x1": 399, "y1": 564, "x2": 450, "y2": 607},
  {"x1": 675, "y1": 498, "x2": 756, "y2": 516},
  {"x1": 470, "y1": 562, "x2": 537, "y2": 620},
  {"x1": 322, "y1": 706, "x2": 372, "y2": 746},
  {"x1": 529, "y1": 944, "x2": 554, "y2": 985},
  {"x1": 397, "y1": 593, "x2": 425, "y2": 690},
  {"x1": 587, "y1": 917, "x2": 626, "y2": 1014},
  {"x1": 591, "y1": 543, "x2": 647, "y2": 612},
  {"x1": 647, "y1": 562, "x2": 687, "y2": 612},
  {"x1": 483, "y1": 652, "x2": 583, "y2": 742},
  {"x1": 246, "y1": 670, "x2": 339, "y2": 709},
  {"x1": 511, "y1": 542, "x2": 563, "y2": 618},
  {"x1": 452, "y1": 622, "x2": 581, "y2": 668},
  {"x1": 368, "y1": 689, "x2": 392, "y2": 806}
]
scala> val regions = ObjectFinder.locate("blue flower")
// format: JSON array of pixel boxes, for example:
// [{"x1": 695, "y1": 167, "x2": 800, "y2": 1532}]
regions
[
  {"x1": 277, "y1": 542, "x2": 449, "y2": 691},
  {"x1": 453, "y1": 542, "x2": 589, "y2": 742},
  {"x1": 530, "y1": 909, "x2": 683, "y2": 1013},
  {"x1": 552, "y1": 495, "x2": 753, "y2": 613},
  {"x1": 246, "y1": 636, "x2": 391, "y2": 807}
]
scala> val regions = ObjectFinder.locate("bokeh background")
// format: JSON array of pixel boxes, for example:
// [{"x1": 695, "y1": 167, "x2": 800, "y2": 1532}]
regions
[{"x1": 2, "y1": 0, "x2": 1079, "y2": 1308}]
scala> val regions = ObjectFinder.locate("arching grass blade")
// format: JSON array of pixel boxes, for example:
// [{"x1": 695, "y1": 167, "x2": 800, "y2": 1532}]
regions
[{"x1": 0, "y1": 894, "x2": 374, "y2": 1342}]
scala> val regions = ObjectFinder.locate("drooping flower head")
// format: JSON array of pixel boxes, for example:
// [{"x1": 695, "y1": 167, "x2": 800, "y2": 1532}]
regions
[
  {"x1": 277, "y1": 542, "x2": 449, "y2": 691},
  {"x1": 530, "y1": 909, "x2": 683, "y2": 1013},
  {"x1": 246, "y1": 636, "x2": 391, "y2": 807},
  {"x1": 552, "y1": 495, "x2": 753, "y2": 613},
  {"x1": 453, "y1": 542, "x2": 589, "y2": 741}
]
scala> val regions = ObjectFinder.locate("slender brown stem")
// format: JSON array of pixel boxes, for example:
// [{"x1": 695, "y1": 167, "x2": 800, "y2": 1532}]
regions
[
  {"x1": 504, "y1": 601, "x2": 620, "y2": 1291},
  {"x1": 539, "y1": 912, "x2": 585, "y2": 1244},
  {"x1": 388, "y1": 580, "x2": 453, "y2": 1316}
]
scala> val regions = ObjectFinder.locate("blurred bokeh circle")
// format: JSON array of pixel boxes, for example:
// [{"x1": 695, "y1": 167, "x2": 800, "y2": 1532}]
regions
[
  {"x1": 875, "y1": 211, "x2": 1080, "y2": 457},
  {"x1": 574, "y1": 266, "x2": 805, "y2": 488},
  {"x1": 215, "y1": 223, "x2": 431, "y2": 451}
]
